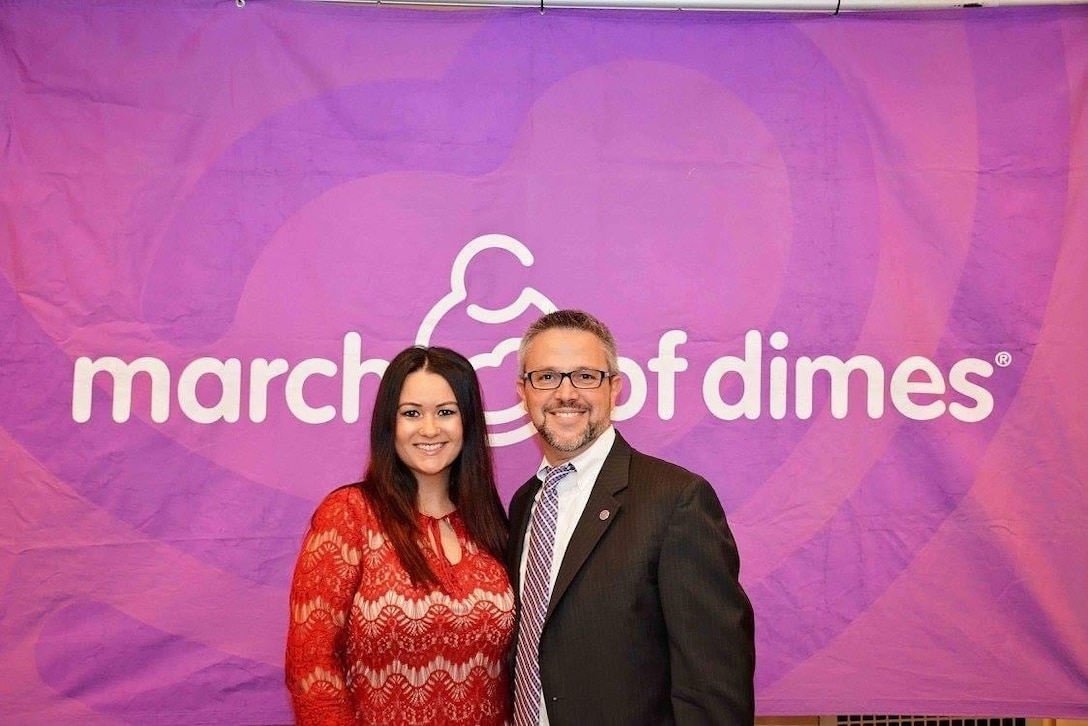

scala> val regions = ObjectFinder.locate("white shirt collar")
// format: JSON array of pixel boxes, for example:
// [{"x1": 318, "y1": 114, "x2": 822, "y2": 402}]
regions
[{"x1": 534, "y1": 425, "x2": 617, "y2": 483}]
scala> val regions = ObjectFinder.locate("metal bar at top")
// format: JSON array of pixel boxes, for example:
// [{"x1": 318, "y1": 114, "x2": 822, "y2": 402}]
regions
[{"x1": 310, "y1": 0, "x2": 1088, "y2": 11}]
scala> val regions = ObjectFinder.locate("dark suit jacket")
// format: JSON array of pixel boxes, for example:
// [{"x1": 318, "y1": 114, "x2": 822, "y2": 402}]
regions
[{"x1": 508, "y1": 431, "x2": 756, "y2": 725}]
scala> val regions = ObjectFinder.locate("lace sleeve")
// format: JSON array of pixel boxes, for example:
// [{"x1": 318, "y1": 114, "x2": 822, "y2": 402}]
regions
[{"x1": 285, "y1": 488, "x2": 364, "y2": 725}]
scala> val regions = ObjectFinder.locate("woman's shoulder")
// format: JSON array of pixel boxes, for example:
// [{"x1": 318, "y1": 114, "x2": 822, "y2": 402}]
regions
[{"x1": 310, "y1": 482, "x2": 378, "y2": 529}]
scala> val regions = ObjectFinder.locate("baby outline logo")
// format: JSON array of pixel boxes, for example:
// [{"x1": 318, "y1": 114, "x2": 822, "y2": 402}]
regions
[{"x1": 414, "y1": 233, "x2": 557, "y2": 447}]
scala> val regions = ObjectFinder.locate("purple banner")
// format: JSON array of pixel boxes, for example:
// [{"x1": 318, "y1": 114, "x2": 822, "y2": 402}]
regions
[{"x1": 1, "y1": 1, "x2": 1086, "y2": 722}]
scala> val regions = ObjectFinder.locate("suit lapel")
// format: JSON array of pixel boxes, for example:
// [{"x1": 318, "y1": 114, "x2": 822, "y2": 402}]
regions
[
  {"x1": 507, "y1": 476, "x2": 540, "y2": 596},
  {"x1": 545, "y1": 434, "x2": 631, "y2": 620}
]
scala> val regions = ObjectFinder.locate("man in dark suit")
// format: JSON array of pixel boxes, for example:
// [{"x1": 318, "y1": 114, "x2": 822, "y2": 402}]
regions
[{"x1": 508, "y1": 309, "x2": 756, "y2": 726}]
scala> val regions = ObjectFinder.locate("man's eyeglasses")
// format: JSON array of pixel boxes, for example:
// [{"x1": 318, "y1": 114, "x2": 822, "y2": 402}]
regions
[{"x1": 522, "y1": 369, "x2": 615, "y2": 390}]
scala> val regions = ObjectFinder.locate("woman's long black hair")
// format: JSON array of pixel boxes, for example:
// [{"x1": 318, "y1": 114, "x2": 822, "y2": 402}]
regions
[{"x1": 359, "y1": 345, "x2": 508, "y2": 587}]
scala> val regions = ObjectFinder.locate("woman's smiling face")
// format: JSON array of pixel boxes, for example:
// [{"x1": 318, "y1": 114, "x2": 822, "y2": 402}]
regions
[{"x1": 394, "y1": 369, "x2": 463, "y2": 488}]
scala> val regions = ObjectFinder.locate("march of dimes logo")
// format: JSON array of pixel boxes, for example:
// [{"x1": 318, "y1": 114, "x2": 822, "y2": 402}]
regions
[{"x1": 72, "y1": 234, "x2": 1007, "y2": 445}]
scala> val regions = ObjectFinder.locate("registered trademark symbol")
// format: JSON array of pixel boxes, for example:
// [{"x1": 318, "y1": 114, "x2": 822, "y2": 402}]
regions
[{"x1": 994, "y1": 351, "x2": 1012, "y2": 368}]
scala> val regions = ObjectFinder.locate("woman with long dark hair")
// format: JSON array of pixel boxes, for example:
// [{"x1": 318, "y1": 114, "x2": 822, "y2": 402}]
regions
[{"x1": 286, "y1": 346, "x2": 513, "y2": 725}]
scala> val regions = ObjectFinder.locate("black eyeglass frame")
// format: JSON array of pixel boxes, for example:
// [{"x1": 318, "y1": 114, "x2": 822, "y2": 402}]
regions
[{"x1": 521, "y1": 369, "x2": 616, "y2": 390}]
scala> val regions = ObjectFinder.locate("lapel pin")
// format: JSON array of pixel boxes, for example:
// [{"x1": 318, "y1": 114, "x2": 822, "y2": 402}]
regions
[{"x1": 599, "y1": 509, "x2": 610, "y2": 521}]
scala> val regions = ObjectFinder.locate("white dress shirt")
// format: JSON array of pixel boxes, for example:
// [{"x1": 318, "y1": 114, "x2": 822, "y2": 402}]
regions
[{"x1": 518, "y1": 425, "x2": 616, "y2": 726}]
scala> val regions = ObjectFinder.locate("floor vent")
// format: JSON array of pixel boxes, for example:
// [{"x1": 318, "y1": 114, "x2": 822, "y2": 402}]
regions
[{"x1": 834, "y1": 718, "x2": 1027, "y2": 726}]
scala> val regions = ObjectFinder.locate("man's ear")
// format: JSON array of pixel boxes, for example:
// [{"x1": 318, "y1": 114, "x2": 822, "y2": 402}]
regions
[{"x1": 609, "y1": 371, "x2": 623, "y2": 406}]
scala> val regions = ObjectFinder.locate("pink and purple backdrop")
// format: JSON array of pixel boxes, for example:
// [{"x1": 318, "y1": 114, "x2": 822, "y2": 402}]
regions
[{"x1": 1, "y1": 1, "x2": 1086, "y2": 722}]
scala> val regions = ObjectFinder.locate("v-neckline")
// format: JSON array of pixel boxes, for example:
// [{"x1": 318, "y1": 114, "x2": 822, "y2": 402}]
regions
[{"x1": 419, "y1": 510, "x2": 463, "y2": 567}]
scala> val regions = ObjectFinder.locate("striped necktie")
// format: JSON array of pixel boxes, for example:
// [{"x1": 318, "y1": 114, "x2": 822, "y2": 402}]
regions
[{"x1": 513, "y1": 462, "x2": 575, "y2": 726}]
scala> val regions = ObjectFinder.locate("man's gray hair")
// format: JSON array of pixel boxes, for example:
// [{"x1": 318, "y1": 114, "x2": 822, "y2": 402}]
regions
[{"x1": 518, "y1": 309, "x2": 619, "y2": 374}]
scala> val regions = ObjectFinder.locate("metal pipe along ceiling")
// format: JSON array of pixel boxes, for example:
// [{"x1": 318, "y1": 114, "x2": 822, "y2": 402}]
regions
[{"x1": 308, "y1": 0, "x2": 1087, "y2": 11}]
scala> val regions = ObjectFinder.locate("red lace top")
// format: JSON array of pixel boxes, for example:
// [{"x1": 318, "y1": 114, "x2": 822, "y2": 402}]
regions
[{"x1": 286, "y1": 486, "x2": 515, "y2": 725}]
